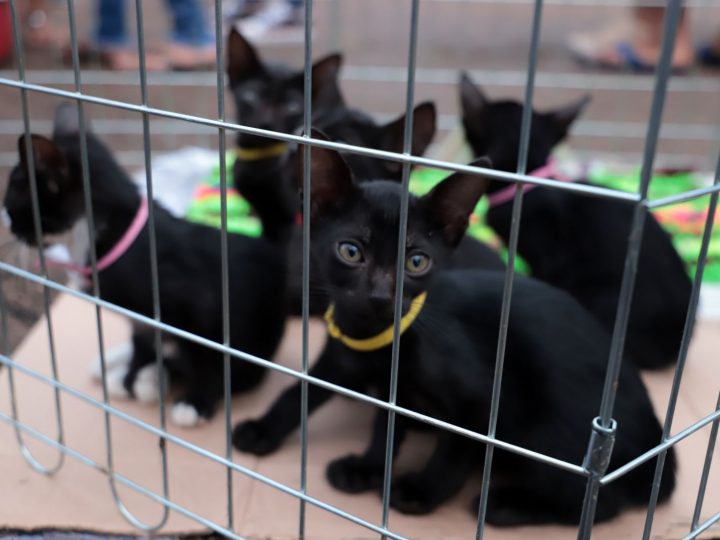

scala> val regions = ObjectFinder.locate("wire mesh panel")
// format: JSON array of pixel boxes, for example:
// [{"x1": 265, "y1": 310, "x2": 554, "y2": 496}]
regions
[{"x1": 0, "y1": 0, "x2": 719, "y2": 539}]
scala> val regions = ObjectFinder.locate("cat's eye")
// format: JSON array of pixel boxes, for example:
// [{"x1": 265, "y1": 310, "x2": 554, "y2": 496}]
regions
[
  {"x1": 337, "y1": 241, "x2": 363, "y2": 264},
  {"x1": 405, "y1": 253, "x2": 431, "y2": 275}
]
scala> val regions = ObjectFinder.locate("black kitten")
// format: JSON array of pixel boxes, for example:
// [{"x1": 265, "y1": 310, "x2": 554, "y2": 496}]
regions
[
  {"x1": 226, "y1": 28, "x2": 344, "y2": 249},
  {"x1": 3, "y1": 103, "x2": 289, "y2": 427},
  {"x1": 460, "y1": 72, "x2": 692, "y2": 370},
  {"x1": 314, "y1": 101, "x2": 437, "y2": 182},
  {"x1": 281, "y1": 106, "x2": 507, "y2": 316},
  {"x1": 232, "y1": 139, "x2": 674, "y2": 524},
  {"x1": 227, "y1": 31, "x2": 503, "y2": 315}
]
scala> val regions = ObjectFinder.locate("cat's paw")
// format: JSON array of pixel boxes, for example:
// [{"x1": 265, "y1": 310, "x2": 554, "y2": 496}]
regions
[
  {"x1": 326, "y1": 455, "x2": 384, "y2": 493},
  {"x1": 106, "y1": 366, "x2": 131, "y2": 399},
  {"x1": 232, "y1": 420, "x2": 281, "y2": 456},
  {"x1": 170, "y1": 402, "x2": 206, "y2": 428},
  {"x1": 132, "y1": 364, "x2": 164, "y2": 404},
  {"x1": 473, "y1": 489, "x2": 532, "y2": 527},
  {"x1": 390, "y1": 473, "x2": 440, "y2": 515},
  {"x1": 89, "y1": 342, "x2": 133, "y2": 381}
]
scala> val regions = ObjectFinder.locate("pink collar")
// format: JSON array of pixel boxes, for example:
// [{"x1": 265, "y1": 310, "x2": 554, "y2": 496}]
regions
[
  {"x1": 486, "y1": 159, "x2": 575, "y2": 208},
  {"x1": 48, "y1": 197, "x2": 149, "y2": 276}
]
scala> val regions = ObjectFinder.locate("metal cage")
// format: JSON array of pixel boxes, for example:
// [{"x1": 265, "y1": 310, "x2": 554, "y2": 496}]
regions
[{"x1": 0, "y1": 0, "x2": 718, "y2": 539}]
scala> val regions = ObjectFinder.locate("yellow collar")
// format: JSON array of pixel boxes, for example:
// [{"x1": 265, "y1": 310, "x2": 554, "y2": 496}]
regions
[
  {"x1": 235, "y1": 142, "x2": 288, "y2": 162},
  {"x1": 323, "y1": 292, "x2": 427, "y2": 352}
]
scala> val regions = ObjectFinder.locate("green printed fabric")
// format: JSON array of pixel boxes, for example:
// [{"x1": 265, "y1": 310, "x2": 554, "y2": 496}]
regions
[{"x1": 186, "y1": 153, "x2": 717, "y2": 282}]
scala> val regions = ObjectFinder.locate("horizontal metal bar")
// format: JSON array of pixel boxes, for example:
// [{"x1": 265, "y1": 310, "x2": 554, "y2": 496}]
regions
[
  {"x1": 0, "y1": 119, "x2": 216, "y2": 135},
  {"x1": 647, "y1": 183, "x2": 720, "y2": 209},
  {"x1": 0, "y1": 261, "x2": 587, "y2": 476},
  {"x1": 601, "y1": 407, "x2": 720, "y2": 485},
  {"x1": 343, "y1": 67, "x2": 720, "y2": 94},
  {"x1": 0, "y1": 355, "x2": 410, "y2": 540},
  {"x1": 0, "y1": 412, "x2": 249, "y2": 539},
  {"x1": 571, "y1": 121, "x2": 719, "y2": 142},
  {"x1": 1, "y1": 150, "x2": 712, "y2": 174},
  {"x1": 2, "y1": 66, "x2": 719, "y2": 93},
  {"x1": 2, "y1": 117, "x2": 717, "y2": 144},
  {"x1": 0, "y1": 78, "x2": 641, "y2": 202},
  {"x1": 683, "y1": 510, "x2": 720, "y2": 540}
]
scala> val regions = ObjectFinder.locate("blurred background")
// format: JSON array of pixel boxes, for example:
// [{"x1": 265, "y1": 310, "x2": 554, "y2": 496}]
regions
[{"x1": 1, "y1": 0, "x2": 719, "y2": 348}]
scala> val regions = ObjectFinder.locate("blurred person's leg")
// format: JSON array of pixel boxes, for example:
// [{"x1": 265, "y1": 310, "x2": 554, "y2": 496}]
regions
[
  {"x1": 568, "y1": 5, "x2": 692, "y2": 72},
  {"x1": 96, "y1": 0, "x2": 127, "y2": 50},
  {"x1": 165, "y1": 0, "x2": 216, "y2": 69},
  {"x1": 24, "y1": 0, "x2": 60, "y2": 49},
  {"x1": 95, "y1": 0, "x2": 167, "y2": 70}
]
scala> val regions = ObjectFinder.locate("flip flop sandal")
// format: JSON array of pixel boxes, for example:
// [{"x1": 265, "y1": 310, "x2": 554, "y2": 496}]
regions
[
  {"x1": 698, "y1": 45, "x2": 720, "y2": 67},
  {"x1": 574, "y1": 41, "x2": 690, "y2": 74},
  {"x1": 608, "y1": 42, "x2": 656, "y2": 73}
]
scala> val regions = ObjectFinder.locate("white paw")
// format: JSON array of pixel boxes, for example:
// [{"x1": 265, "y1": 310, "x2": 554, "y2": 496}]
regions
[
  {"x1": 171, "y1": 402, "x2": 204, "y2": 428},
  {"x1": 1, "y1": 207, "x2": 11, "y2": 228},
  {"x1": 89, "y1": 342, "x2": 133, "y2": 381},
  {"x1": 106, "y1": 367, "x2": 131, "y2": 399},
  {"x1": 133, "y1": 364, "x2": 163, "y2": 404}
]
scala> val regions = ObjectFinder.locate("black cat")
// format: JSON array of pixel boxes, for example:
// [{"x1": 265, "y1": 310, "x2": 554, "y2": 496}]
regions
[
  {"x1": 227, "y1": 31, "x2": 503, "y2": 315},
  {"x1": 3, "y1": 103, "x2": 289, "y2": 427},
  {"x1": 460, "y1": 72, "x2": 692, "y2": 370},
  {"x1": 232, "y1": 137, "x2": 675, "y2": 524}
]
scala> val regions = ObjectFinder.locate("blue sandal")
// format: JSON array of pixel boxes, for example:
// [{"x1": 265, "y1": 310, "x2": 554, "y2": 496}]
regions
[
  {"x1": 612, "y1": 42, "x2": 656, "y2": 73},
  {"x1": 698, "y1": 45, "x2": 720, "y2": 67},
  {"x1": 576, "y1": 42, "x2": 690, "y2": 74}
]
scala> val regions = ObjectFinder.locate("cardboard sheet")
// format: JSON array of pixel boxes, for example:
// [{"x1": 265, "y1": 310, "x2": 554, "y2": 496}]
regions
[{"x1": 1, "y1": 294, "x2": 718, "y2": 539}]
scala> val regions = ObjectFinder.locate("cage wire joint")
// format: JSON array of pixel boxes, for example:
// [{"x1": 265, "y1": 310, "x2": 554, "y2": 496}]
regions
[{"x1": 583, "y1": 417, "x2": 617, "y2": 478}]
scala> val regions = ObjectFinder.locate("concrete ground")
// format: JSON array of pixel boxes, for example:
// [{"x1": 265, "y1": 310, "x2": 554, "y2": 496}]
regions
[{"x1": 0, "y1": 0, "x2": 719, "y2": 348}]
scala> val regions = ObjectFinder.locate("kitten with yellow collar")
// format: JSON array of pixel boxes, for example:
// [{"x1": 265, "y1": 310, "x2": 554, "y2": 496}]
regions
[{"x1": 232, "y1": 133, "x2": 674, "y2": 524}]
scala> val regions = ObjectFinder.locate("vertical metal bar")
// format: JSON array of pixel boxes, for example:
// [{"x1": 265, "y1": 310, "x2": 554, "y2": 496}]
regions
[
  {"x1": 690, "y1": 391, "x2": 720, "y2": 530},
  {"x1": 66, "y1": 0, "x2": 164, "y2": 531},
  {"x1": 379, "y1": 1, "x2": 421, "y2": 536},
  {"x1": 299, "y1": 0, "x2": 315, "y2": 537},
  {"x1": 475, "y1": 1, "x2": 543, "y2": 537},
  {"x1": 644, "y1": 189, "x2": 716, "y2": 539},
  {"x1": 577, "y1": 1, "x2": 683, "y2": 537},
  {"x1": 641, "y1": 149, "x2": 719, "y2": 539},
  {"x1": 65, "y1": 0, "x2": 119, "y2": 526},
  {"x1": 6, "y1": 0, "x2": 65, "y2": 475},
  {"x1": 133, "y1": 0, "x2": 170, "y2": 530},
  {"x1": 212, "y1": 0, "x2": 234, "y2": 531},
  {"x1": 644, "y1": 143, "x2": 715, "y2": 535},
  {"x1": 685, "y1": 511, "x2": 720, "y2": 540}
]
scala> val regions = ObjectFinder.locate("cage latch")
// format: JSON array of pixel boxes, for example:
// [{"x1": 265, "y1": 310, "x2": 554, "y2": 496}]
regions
[{"x1": 582, "y1": 416, "x2": 617, "y2": 477}]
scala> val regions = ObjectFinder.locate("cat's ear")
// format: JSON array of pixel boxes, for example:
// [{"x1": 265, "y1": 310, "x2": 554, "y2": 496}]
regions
[
  {"x1": 547, "y1": 94, "x2": 590, "y2": 142},
  {"x1": 379, "y1": 102, "x2": 437, "y2": 177},
  {"x1": 226, "y1": 29, "x2": 263, "y2": 86},
  {"x1": 18, "y1": 134, "x2": 67, "y2": 174},
  {"x1": 311, "y1": 53, "x2": 342, "y2": 100},
  {"x1": 381, "y1": 101, "x2": 436, "y2": 157},
  {"x1": 421, "y1": 157, "x2": 492, "y2": 246},
  {"x1": 459, "y1": 71, "x2": 489, "y2": 117},
  {"x1": 298, "y1": 129, "x2": 355, "y2": 220},
  {"x1": 52, "y1": 101, "x2": 89, "y2": 137}
]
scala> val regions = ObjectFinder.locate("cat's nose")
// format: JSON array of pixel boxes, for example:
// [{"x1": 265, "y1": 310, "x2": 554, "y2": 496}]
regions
[{"x1": 369, "y1": 286, "x2": 394, "y2": 311}]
